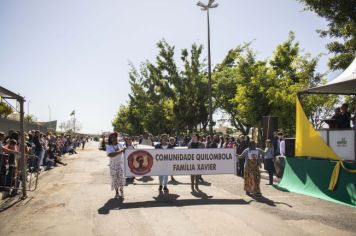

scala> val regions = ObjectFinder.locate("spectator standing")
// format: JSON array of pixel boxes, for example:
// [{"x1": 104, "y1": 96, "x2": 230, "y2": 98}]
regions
[
  {"x1": 278, "y1": 132, "x2": 285, "y2": 156},
  {"x1": 264, "y1": 139, "x2": 275, "y2": 185},
  {"x1": 272, "y1": 131, "x2": 280, "y2": 156},
  {"x1": 33, "y1": 131, "x2": 43, "y2": 169}
]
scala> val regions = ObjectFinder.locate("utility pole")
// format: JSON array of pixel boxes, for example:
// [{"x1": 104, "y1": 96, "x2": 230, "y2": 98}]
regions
[{"x1": 197, "y1": 0, "x2": 218, "y2": 136}]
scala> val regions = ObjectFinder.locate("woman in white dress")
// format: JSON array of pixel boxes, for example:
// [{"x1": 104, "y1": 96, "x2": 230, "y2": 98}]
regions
[{"x1": 106, "y1": 132, "x2": 126, "y2": 198}]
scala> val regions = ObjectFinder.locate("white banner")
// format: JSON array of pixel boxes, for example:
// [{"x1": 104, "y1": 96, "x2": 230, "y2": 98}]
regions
[{"x1": 124, "y1": 148, "x2": 236, "y2": 176}]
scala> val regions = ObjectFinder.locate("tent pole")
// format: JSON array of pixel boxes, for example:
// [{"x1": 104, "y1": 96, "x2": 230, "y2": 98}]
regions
[{"x1": 19, "y1": 99, "x2": 27, "y2": 199}]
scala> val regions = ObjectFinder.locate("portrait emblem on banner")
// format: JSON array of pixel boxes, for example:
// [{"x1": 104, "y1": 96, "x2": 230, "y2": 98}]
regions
[{"x1": 127, "y1": 150, "x2": 154, "y2": 175}]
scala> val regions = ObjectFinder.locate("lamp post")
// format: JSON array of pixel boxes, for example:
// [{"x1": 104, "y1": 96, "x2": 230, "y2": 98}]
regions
[{"x1": 197, "y1": 0, "x2": 218, "y2": 136}]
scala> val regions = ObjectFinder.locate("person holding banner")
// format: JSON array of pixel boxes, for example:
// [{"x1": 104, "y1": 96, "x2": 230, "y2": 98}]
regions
[
  {"x1": 106, "y1": 132, "x2": 126, "y2": 199},
  {"x1": 238, "y1": 140, "x2": 264, "y2": 196},
  {"x1": 188, "y1": 133, "x2": 204, "y2": 191},
  {"x1": 125, "y1": 136, "x2": 135, "y2": 183},
  {"x1": 155, "y1": 134, "x2": 169, "y2": 192},
  {"x1": 168, "y1": 136, "x2": 177, "y2": 182}
]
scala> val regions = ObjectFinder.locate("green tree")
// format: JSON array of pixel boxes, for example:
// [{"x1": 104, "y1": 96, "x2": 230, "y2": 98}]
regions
[
  {"x1": 267, "y1": 32, "x2": 335, "y2": 135},
  {"x1": 114, "y1": 40, "x2": 208, "y2": 135},
  {"x1": 298, "y1": 0, "x2": 356, "y2": 70},
  {"x1": 25, "y1": 114, "x2": 37, "y2": 122},
  {"x1": 214, "y1": 33, "x2": 337, "y2": 136},
  {"x1": 112, "y1": 105, "x2": 133, "y2": 135},
  {"x1": 213, "y1": 43, "x2": 266, "y2": 135},
  {"x1": 0, "y1": 101, "x2": 13, "y2": 118}
]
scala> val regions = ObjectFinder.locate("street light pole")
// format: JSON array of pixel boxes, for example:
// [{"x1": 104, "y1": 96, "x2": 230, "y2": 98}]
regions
[{"x1": 197, "y1": 0, "x2": 218, "y2": 136}]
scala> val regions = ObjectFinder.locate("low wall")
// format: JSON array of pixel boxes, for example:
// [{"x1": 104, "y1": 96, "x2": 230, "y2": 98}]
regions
[{"x1": 0, "y1": 117, "x2": 56, "y2": 134}]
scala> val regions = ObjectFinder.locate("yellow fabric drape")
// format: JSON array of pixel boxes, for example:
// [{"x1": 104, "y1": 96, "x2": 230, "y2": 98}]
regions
[
  {"x1": 329, "y1": 161, "x2": 356, "y2": 191},
  {"x1": 295, "y1": 96, "x2": 356, "y2": 191},
  {"x1": 295, "y1": 97, "x2": 340, "y2": 160}
]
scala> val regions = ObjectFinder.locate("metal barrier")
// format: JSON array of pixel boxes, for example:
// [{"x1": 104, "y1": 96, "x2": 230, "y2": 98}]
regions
[{"x1": 0, "y1": 152, "x2": 39, "y2": 197}]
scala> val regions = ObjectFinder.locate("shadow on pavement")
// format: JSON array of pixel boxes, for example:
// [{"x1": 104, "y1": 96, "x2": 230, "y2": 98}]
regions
[
  {"x1": 198, "y1": 181, "x2": 212, "y2": 186},
  {"x1": 98, "y1": 197, "x2": 251, "y2": 214},
  {"x1": 0, "y1": 197, "x2": 24, "y2": 212},
  {"x1": 249, "y1": 194, "x2": 293, "y2": 208},
  {"x1": 191, "y1": 189, "x2": 213, "y2": 199},
  {"x1": 273, "y1": 185, "x2": 290, "y2": 192},
  {"x1": 132, "y1": 182, "x2": 191, "y2": 186},
  {"x1": 167, "y1": 179, "x2": 181, "y2": 185},
  {"x1": 135, "y1": 176, "x2": 154, "y2": 182}
]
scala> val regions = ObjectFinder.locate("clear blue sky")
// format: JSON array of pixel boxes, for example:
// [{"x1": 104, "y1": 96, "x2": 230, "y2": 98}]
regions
[{"x1": 0, "y1": 0, "x2": 335, "y2": 134}]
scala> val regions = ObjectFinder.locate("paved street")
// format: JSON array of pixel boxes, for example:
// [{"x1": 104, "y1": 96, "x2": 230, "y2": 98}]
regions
[{"x1": 0, "y1": 142, "x2": 355, "y2": 236}]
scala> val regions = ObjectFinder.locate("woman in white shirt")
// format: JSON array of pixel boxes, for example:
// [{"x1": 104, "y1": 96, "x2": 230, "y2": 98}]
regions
[{"x1": 106, "y1": 132, "x2": 126, "y2": 199}]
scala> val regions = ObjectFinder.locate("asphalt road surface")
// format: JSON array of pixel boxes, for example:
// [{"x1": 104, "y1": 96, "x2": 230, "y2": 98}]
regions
[{"x1": 0, "y1": 142, "x2": 355, "y2": 236}]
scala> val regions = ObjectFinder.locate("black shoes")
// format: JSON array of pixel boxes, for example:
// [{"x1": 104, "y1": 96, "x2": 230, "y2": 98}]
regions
[
  {"x1": 158, "y1": 185, "x2": 163, "y2": 191},
  {"x1": 163, "y1": 186, "x2": 168, "y2": 192}
]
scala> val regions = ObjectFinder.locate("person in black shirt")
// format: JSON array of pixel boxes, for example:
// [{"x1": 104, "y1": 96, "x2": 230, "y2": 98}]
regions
[
  {"x1": 331, "y1": 107, "x2": 342, "y2": 129},
  {"x1": 339, "y1": 103, "x2": 351, "y2": 128},
  {"x1": 168, "y1": 137, "x2": 177, "y2": 182},
  {"x1": 188, "y1": 133, "x2": 204, "y2": 191}
]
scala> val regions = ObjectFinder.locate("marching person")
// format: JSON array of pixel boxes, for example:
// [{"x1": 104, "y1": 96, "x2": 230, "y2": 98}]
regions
[
  {"x1": 125, "y1": 136, "x2": 135, "y2": 183},
  {"x1": 155, "y1": 134, "x2": 169, "y2": 193},
  {"x1": 188, "y1": 133, "x2": 204, "y2": 191},
  {"x1": 168, "y1": 136, "x2": 177, "y2": 182},
  {"x1": 238, "y1": 140, "x2": 264, "y2": 196},
  {"x1": 106, "y1": 132, "x2": 126, "y2": 199}
]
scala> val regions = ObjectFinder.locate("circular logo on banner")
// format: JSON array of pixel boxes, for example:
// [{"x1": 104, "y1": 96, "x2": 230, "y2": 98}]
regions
[{"x1": 127, "y1": 150, "x2": 154, "y2": 175}]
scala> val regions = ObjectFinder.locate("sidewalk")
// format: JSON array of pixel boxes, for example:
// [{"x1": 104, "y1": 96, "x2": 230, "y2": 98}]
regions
[
  {"x1": 0, "y1": 146, "x2": 85, "y2": 208},
  {"x1": 260, "y1": 170, "x2": 281, "y2": 183}
]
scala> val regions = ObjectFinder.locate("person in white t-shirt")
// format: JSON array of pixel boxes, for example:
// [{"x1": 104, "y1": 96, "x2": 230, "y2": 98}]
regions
[
  {"x1": 106, "y1": 132, "x2": 126, "y2": 199},
  {"x1": 278, "y1": 132, "x2": 285, "y2": 156}
]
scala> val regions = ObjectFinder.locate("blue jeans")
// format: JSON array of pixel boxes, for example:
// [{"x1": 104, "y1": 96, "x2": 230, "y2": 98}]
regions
[{"x1": 159, "y1": 176, "x2": 168, "y2": 186}]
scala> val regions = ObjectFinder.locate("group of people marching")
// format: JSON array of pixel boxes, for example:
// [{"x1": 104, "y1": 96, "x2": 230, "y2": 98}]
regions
[{"x1": 106, "y1": 131, "x2": 286, "y2": 199}]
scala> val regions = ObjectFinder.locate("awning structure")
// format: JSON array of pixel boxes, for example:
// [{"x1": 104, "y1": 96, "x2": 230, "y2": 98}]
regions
[
  {"x1": 0, "y1": 86, "x2": 24, "y2": 101},
  {"x1": 300, "y1": 57, "x2": 356, "y2": 95}
]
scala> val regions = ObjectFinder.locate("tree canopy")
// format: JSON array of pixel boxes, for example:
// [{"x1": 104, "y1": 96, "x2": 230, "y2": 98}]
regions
[
  {"x1": 113, "y1": 33, "x2": 339, "y2": 137},
  {"x1": 112, "y1": 40, "x2": 208, "y2": 135},
  {"x1": 298, "y1": 0, "x2": 356, "y2": 70}
]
